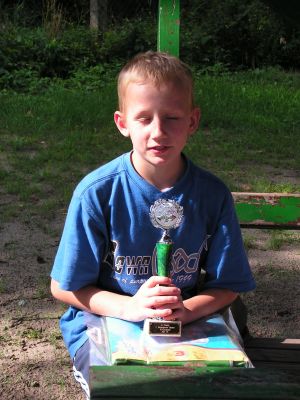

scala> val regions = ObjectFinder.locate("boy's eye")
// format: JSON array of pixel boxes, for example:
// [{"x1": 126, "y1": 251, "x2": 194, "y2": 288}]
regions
[
  {"x1": 166, "y1": 116, "x2": 179, "y2": 120},
  {"x1": 138, "y1": 117, "x2": 151, "y2": 123}
]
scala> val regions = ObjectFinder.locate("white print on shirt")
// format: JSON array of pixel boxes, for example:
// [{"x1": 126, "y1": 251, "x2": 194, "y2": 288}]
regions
[
  {"x1": 173, "y1": 274, "x2": 193, "y2": 284},
  {"x1": 118, "y1": 256, "x2": 151, "y2": 275},
  {"x1": 105, "y1": 236, "x2": 211, "y2": 282},
  {"x1": 170, "y1": 235, "x2": 210, "y2": 275},
  {"x1": 103, "y1": 241, "x2": 151, "y2": 276}
]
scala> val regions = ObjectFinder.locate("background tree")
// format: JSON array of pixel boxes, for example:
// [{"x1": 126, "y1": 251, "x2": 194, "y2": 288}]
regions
[{"x1": 90, "y1": 0, "x2": 99, "y2": 30}]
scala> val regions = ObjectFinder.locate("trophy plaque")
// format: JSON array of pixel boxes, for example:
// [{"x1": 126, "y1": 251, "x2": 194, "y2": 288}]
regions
[{"x1": 144, "y1": 199, "x2": 183, "y2": 337}]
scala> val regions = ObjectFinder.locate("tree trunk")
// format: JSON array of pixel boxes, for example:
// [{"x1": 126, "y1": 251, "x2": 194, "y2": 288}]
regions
[
  {"x1": 90, "y1": 0, "x2": 99, "y2": 30},
  {"x1": 90, "y1": 0, "x2": 108, "y2": 32},
  {"x1": 99, "y1": 0, "x2": 108, "y2": 32}
]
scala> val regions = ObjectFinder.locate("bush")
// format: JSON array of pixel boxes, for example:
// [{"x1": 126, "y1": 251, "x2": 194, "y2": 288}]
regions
[
  {"x1": 181, "y1": 0, "x2": 300, "y2": 70},
  {"x1": 0, "y1": 17, "x2": 156, "y2": 91},
  {"x1": 0, "y1": 26, "x2": 100, "y2": 78},
  {"x1": 0, "y1": 0, "x2": 299, "y2": 92}
]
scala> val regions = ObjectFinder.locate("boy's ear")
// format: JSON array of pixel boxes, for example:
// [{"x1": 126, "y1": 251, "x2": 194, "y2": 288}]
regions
[
  {"x1": 114, "y1": 111, "x2": 130, "y2": 137},
  {"x1": 189, "y1": 107, "x2": 201, "y2": 136}
]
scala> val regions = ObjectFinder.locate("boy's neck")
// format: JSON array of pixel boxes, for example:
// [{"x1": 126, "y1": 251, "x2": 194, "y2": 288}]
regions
[{"x1": 130, "y1": 152, "x2": 186, "y2": 191}]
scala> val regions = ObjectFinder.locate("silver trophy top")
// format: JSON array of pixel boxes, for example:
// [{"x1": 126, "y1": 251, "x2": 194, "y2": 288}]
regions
[{"x1": 150, "y1": 199, "x2": 183, "y2": 241}]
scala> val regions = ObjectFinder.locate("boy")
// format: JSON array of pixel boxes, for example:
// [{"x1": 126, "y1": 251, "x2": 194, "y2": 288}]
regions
[{"x1": 51, "y1": 51, "x2": 255, "y2": 398}]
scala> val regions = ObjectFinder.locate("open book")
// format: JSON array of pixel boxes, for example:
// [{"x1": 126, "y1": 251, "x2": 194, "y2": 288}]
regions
[{"x1": 86, "y1": 313, "x2": 252, "y2": 367}]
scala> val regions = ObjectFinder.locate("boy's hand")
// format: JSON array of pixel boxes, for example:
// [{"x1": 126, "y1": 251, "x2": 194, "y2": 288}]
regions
[
  {"x1": 121, "y1": 276, "x2": 181, "y2": 322},
  {"x1": 159, "y1": 296, "x2": 191, "y2": 324},
  {"x1": 160, "y1": 288, "x2": 239, "y2": 325}
]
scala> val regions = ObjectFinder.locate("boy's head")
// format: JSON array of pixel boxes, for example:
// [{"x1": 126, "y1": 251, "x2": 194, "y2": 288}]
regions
[
  {"x1": 114, "y1": 51, "x2": 200, "y2": 188},
  {"x1": 117, "y1": 51, "x2": 196, "y2": 113}
]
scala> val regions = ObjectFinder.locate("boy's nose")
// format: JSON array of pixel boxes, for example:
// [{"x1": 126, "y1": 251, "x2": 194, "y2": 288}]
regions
[{"x1": 151, "y1": 118, "x2": 165, "y2": 139}]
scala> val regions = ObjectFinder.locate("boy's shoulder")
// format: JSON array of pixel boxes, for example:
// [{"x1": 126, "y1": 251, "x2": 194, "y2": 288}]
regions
[
  {"x1": 189, "y1": 159, "x2": 229, "y2": 193},
  {"x1": 74, "y1": 153, "x2": 128, "y2": 198}
]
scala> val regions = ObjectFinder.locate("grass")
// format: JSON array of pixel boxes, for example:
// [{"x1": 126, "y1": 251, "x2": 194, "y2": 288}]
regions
[
  {"x1": 266, "y1": 231, "x2": 300, "y2": 251},
  {"x1": 0, "y1": 278, "x2": 8, "y2": 294},
  {"x1": 242, "y1": 229, "x2": 300, "y2": 254},
  {"x1": 35, "y1": 275, "x2": 51, "y2": 299},
  {"x1": 242, "y1": 234, "x2": 259, "y2": 252},
  {"x1": 21, "y1": 327, "x2": 43, "y2": 340},
  {"x1": 48, "y1": 330, "x2": 63, "y2": 348},
  {"x1": 190, "y1": 69, "x2": 300, "y2": 188},
  {"x1": 0, "y1": 68, "x2": 299, "y2": 222}
]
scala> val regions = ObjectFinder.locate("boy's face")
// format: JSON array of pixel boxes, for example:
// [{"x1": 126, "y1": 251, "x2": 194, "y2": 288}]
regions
[{"x1": 114, "y1": 81, "x2": 200, "y2": 181}]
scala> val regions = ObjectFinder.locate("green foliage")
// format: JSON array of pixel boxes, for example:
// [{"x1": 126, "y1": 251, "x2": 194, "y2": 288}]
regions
[
  {"x1": 0, "y1": 26, "x2": 101, "y2": 80},
  {"x1": 1, "y1": 0, "x2": 299, "y2": 93},
  {"x1": 243, "y1": 234, "x2": 259, "y2": 251},
  {"x1": 0, "y1": 68, "x2": 299, "y2": 224},
  {"x1": 186, "y1": 69, "x2": 300, "y2": 190},
  {"x1": 266, "y1": 231, "x2": 299, "y2": 251},
  {"x1": 181, "y1": 0, "x2": 300, "y2": 69},
  {"x1": 22, "y1": 327, "x2": 43, "y2": 340},
  {"x1": 0, "y1": 17, "x2": 156, "y2": 92},
  {"x1": 0, "y1": 3, "x2": 299, "y2": 220},
  {"x1": 0, "y1": 278, "x2": 8, "y2": 294}
]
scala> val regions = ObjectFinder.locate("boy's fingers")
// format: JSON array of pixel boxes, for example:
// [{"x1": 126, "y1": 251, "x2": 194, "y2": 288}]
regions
[
  {"x1": 144, "y1": 276, "x2": 172, "y2": 287},
  {"x1": 149, "y1": 295, "x2": 180, "y2": 307},
  {"x1": 149, "y1": 308, "x2": 173, "y2": 319},
  {"x1": 148, "y1": 285, "x2": 181, "y2": 299},
  {"x1": 143, "y1": 277, "x2": 181, "y2": 296}
]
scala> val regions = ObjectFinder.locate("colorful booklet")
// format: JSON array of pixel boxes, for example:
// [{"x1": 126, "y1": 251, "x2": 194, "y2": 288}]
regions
[{"x1": 100, "y1": 314, "x2": 252, "y2": 367}]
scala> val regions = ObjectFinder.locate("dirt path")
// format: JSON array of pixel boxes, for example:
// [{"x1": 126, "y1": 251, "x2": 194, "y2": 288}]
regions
[
  {"x1": 0, "y1": 212, "x2": 299, "y2": 399},
  {"x1": 0, "y1": 216, "x2": 84, "y2": 399},
  {"x1": 242, "y1": 229, "x2": 300, "y2": 338}
]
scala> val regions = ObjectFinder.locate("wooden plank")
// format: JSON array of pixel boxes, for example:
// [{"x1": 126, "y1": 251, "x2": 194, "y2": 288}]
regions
[
  {"x1": 246, "y1": 347, "x2": 300, "y2": 365},
  {"x1": 250, "y1": 361, "x2": 299, "y2": 370},
  {"x1": 232, "y1": 192, "x2": 300, "y2": 229},
  {"x1": 90, "y1": 365, "x2": 300, "y2": 399},
  {"x1": 245, "y1": 337, "x2": 300, "y2": 349},
  {"x1": 244, "y1": 337, "x2": 300, "y2": 369},
  {"x1": 157, "y1": 0, "x2": 180, "y2": 56}
]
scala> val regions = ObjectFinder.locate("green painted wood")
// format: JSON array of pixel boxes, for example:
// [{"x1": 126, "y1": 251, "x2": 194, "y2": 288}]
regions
[
  {"x1": 232, "y1": 192, "x2": 300, "y2": 229},
  {"x1": 90, "y1": 365, "x2": 300, "y2": 399},
  {"x1": 157, "y1": 0, "x2": 180, "y2": 56}
]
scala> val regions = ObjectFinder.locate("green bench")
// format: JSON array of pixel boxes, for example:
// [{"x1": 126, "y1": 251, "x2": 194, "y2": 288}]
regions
[
  {"x1": 232, "y1": 192, "x2": 300, "y2": 376},
  {"x1": 90, "y1": 192, "x2": 300, "y2": 399}
]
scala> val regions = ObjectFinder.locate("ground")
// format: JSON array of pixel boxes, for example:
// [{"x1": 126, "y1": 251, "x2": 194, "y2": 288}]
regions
[{"x1": 0, "y1": 195, "x2": 299, "y2": 399}]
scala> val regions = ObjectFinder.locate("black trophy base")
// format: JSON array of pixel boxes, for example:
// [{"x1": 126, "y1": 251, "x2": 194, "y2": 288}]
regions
[{"x1": 144, "y1": 318, "x2": 182, "y2": 337}]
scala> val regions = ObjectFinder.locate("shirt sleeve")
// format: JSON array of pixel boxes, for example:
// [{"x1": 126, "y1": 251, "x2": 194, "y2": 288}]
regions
[
  {"x1": 203, "y1": 190, "x2": 256, "y2": 292},
  {"x1": 51, "y1": 193, "x2": 107, "y2": 291}
]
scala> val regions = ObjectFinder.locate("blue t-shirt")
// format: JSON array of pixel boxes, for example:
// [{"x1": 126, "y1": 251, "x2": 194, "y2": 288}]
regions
[{"x1": 51, "y1": 152, "x2": 255, "y2": 358}]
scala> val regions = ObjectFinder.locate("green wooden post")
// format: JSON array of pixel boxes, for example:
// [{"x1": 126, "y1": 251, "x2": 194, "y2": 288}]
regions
[{"x1": 157, "y1": 0, "x2": 180, "y2": 57}]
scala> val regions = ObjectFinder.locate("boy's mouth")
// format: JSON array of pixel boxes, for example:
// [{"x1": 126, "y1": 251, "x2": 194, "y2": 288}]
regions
[{"x1": 149, "y1": 145, "x2": 169, "y2": 152}]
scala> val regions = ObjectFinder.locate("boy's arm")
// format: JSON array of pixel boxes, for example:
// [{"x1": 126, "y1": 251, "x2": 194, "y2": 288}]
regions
[
  {"x1": 184, "y1": 288, "x2": 238, "y2": 322},
  {"x1": 51, "y1": 279, "x2": 236, "y2": 324},
  {"x1": 51, "y1": 278, "x2": 130, "y2": 318},
  {"x1": 50, "y1": 277, "x2": 181, "y2": 322}
]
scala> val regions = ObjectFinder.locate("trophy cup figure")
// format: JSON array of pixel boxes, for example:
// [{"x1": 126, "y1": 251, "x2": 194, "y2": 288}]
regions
[{"x1": 144, "y1": 198, "x2": 183, "y2": 337}]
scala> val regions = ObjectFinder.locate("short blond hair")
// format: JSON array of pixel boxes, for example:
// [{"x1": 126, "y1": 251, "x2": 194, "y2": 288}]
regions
[{"x1": 117, "y1": 51, "x2": 195, "y2": 112}]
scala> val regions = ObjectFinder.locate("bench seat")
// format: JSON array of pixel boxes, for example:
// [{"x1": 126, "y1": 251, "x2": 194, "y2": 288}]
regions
[{"x1": 244, "y1": 336, "x2": 300, "y2": 370}]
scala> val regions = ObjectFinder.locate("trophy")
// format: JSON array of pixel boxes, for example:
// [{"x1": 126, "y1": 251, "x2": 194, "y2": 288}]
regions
[{"x1": 144, "y1": 198, "x2": 183, "y2": 337}]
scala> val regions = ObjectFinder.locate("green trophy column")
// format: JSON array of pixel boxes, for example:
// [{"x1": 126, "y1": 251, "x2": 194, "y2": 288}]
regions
[
  {"x1": 156, "y1": 242, "x2": 172, "y2": 277},
  {"x1": 148, "y1": 198, "x2": 183, "y2": 336}
]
